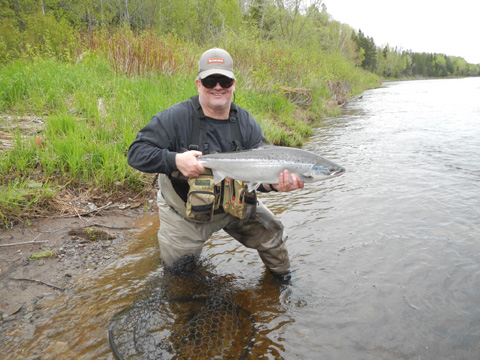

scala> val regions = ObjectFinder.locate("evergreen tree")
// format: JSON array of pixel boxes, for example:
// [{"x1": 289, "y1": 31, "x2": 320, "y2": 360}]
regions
[{"x1": 352, "y1": 29, "x2": 376, "y2": 72}]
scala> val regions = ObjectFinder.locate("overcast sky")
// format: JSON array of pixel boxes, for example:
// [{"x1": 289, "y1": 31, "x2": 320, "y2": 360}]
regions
[{"x1": 323, "y1": 0, "x2": 480, "y2": 64}]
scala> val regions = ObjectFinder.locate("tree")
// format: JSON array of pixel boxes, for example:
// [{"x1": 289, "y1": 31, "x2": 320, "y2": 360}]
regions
[
  {"x1": 245, "y1": 0, "x2": 274, "y2": 39},
  {"x1": 352, "y1": 29, "x2": 376, "y2": 71}
]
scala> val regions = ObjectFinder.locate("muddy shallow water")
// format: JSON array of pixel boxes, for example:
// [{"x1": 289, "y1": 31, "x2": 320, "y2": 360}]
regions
[
  {"x1": 5, "y1": 78, "x2": 480, "y2": 359},
  {"x1": 5, "y1": 215, "x2": 302, "y2": 359}
]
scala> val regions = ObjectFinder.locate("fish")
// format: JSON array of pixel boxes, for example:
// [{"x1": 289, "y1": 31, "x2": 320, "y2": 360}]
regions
[{"x1": 197, "y1": 141, "x2": 345, "y2": 191}]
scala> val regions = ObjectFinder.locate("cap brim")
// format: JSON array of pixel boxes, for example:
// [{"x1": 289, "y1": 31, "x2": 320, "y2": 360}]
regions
[{"x1": 198, "y1": 69, "x2": 235, "y2": 80}]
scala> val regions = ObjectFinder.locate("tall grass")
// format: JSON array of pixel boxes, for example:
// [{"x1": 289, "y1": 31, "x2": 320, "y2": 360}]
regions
[
  {"x1": 80, "y1": 29, "x2": 198, "y2": 77},
  {"x1": 0, "y1": 179, "x2": 55, "y2": 227}
]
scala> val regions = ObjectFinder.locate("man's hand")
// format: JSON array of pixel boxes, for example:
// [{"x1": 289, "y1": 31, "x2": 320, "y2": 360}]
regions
[
  {"x1": 175, "y1": 151, "x2": 204, "y2": 178},
  {"x1": 272, "y1": 169, "x2": 304, "y2": 192}
]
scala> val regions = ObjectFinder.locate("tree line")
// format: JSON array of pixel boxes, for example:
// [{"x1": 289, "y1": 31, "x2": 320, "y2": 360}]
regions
[
  {"x1": 1, "y1": 0, "x2": 479, "y2": 78},
  {"x1": 352, "y1": 30, "x2": 478, "y2": 78}
]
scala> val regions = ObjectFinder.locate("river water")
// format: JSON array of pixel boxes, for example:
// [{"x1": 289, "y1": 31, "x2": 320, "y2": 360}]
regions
[{"x1": 7, "y1": 78, "x2": 480, "y2": 359}]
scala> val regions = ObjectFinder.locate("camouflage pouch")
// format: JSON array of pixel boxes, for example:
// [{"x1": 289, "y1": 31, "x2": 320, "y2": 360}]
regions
[
  {"x1": 186, "y1": 170, "x2": 219, "y2": 222},
  {"x1": 223, "y1": 178, "x2": 257, "y2": 220}
]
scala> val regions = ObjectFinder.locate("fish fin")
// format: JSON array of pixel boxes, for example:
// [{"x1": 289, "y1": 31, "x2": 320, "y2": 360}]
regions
[
  {"x1": 211, "y1": 169, "x2": 226, "y2": 185},
  {"x1": 246, "y1": 182, "x2": 261, "y2": 191},
  {"x1": 259, "y1": 137, "x2": 274, "y2": 148},
  {"x1": 299, "y1": 175, "x2": 313, "y2": 182}
]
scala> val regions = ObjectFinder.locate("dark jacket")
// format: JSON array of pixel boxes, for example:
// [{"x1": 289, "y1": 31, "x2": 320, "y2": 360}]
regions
[{"x1": 127, "y1": 95, "x2": 264, "y2": 175}]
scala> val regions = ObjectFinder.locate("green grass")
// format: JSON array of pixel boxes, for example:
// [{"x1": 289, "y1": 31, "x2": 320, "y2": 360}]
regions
[
  {"x1": 0, "y1": 179, "x2": 56, "y2": 227},
  {"x1": 29, "y1": 249, "x2": 56, "y2": 260}
]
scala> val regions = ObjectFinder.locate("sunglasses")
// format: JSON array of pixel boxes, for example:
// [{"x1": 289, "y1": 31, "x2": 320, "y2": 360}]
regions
[{"x1": 201, "y1": 76, "x2": 234, "y2": 89}]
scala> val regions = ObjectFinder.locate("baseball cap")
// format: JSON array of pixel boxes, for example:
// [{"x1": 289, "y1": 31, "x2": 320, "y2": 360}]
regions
[{"x1": 197, "y1": 48, "x2": 235, "y2": 80}]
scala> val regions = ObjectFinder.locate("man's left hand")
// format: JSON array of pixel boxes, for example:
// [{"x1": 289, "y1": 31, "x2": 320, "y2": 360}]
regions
[{"x1": 273, "y1": 170, "x2": 304, "y2": 192}]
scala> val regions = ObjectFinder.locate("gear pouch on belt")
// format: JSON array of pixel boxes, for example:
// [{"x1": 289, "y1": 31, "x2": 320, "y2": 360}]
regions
[
  {"x1": 186, "y1": 170, "x2": 218, "y2": 222},
  {"x1": 223, "y1": 178, "x2": 257, "y2": 220}
]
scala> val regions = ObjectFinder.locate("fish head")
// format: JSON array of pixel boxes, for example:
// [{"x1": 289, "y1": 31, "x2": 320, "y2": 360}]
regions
[
  {"x1": 307, "y1": 158, "x2": 345, "y2": 181},
  {"x1": 312, "y1": 164, "x2": 345, "y2": 178}
]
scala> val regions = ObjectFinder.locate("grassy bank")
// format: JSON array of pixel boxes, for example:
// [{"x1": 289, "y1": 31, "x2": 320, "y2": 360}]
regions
[{"x1": 0, "y1": 31, "x2": 380, "y2": 226}]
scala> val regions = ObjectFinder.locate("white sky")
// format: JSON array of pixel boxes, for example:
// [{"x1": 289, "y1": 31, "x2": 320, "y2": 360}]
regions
[{"x1": 323, "y1": 0, "x2": 480, "y2": 64}]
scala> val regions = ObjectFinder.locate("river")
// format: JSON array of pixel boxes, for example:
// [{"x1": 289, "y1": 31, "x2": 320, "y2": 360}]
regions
[
  {"x1": 266, "y1": 77, "x2": 480, "y2": 359},
  {"x1": 7, "y1": 78, "x2": 480, "y2": 359}
]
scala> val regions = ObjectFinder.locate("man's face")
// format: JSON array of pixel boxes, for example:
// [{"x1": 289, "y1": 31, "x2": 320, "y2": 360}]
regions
[{"x1": 196, "y1": 75, "x2": 236, "y2": 117}]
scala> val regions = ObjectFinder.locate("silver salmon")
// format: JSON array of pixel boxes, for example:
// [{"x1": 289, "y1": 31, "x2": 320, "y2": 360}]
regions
[{"x1": 198, "y1": 143, "x2": 345, "y2": 191}]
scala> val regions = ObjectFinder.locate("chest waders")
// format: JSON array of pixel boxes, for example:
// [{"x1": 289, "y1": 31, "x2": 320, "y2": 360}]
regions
[{"x1": 183, "y1": 97, "x2": 257, "y2": 222}]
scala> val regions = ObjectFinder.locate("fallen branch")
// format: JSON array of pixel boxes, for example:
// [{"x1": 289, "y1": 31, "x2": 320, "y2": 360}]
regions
[
  {"x1": 0, "y1": 240, "x2": 48, "y2": 248},
  {"x1": 10, "y1": 277, "x2": 65, "y2": 291},
  {"x1": 88, "y1": 223, "x2": 139, "y2": 230},
  {"x1": 0, "y1": 234, "x2": 47, "y2": 248},
  {"x1": 55, "y1": 201, "x2": 113, "y2": 219},
  {"x1": 38, "y1": 227, "x2": 71, "y2": 234}
]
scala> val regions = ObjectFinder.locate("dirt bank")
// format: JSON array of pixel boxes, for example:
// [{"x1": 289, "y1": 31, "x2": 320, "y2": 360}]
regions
[{"x1": 0, "y1": 202, "x2": 157, "y2": 353}]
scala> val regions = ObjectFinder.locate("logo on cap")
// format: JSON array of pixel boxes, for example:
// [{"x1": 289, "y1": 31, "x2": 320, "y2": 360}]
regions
[{"x1": 208, "y1": 58, "x2": 224, "y2": 64}]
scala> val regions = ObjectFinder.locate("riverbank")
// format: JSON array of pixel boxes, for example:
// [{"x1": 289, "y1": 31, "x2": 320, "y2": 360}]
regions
[
  {"x1": 0, "y1": 194, "x2": 157, "y2": 353},
  {"x1": 0, "y1": 43, "x2": 380, "y2": 228}
]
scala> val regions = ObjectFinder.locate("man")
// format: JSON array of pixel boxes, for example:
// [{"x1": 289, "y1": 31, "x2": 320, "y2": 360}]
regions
[{"x1": 127, "y1": 48, "x2": 303, "y2": 280}]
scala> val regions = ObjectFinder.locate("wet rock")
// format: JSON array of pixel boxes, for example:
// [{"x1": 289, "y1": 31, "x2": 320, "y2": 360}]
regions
[
  {"x1": 101, "y1": 240, "x2": 112, "y2": 248},
  {"x1": 4, "y1": 304, "x2": 22, "y2": 318}
]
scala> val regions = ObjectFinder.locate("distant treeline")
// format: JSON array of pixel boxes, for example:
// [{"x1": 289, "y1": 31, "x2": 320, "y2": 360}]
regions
[
  {"x1": 352, "y1": 30, "x2": 479, "y2": 78},
  {"x1": 1, "y1": 0, "x2": 479, "y2": 78}
]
